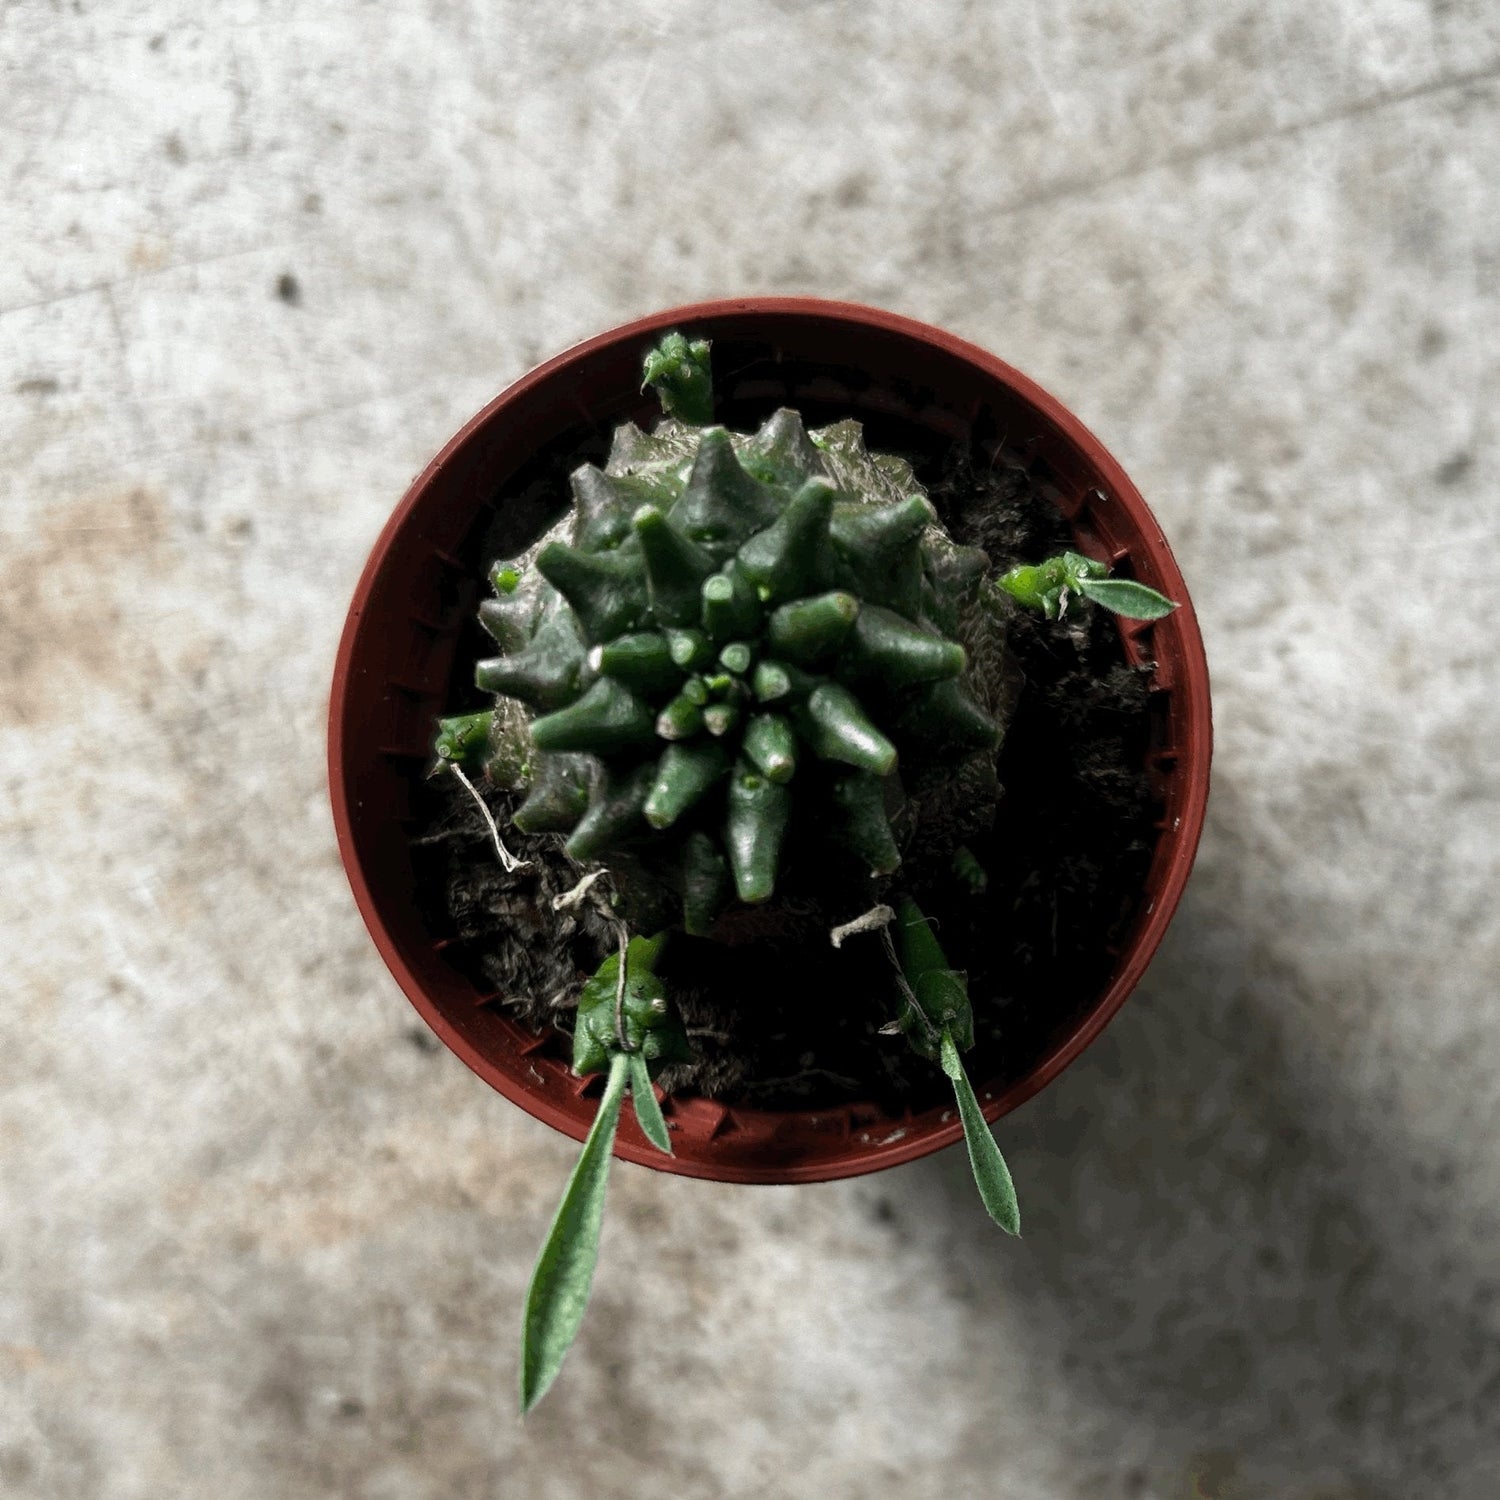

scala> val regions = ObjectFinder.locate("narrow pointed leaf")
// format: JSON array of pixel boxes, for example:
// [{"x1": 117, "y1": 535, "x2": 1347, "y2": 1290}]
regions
[
  {"x1": 896, "y1": 894, "x2": 949, "y2": 981},
  {"x1": 1074, "y1": 576, "x2": 1178, "y2": 620},
  {"x1": 628, "y1": 1052, "x2": 673, "y2": 1155},
  {"x1": 940, "y1": 1030, "x2": 1020, "y2": 1235},
  {"x1": 520, "y1": 1052, "x2": 629, "y2": 1414},
  {"x1": 893, "y1": 896, "x2": 975, "y2": 1059}
]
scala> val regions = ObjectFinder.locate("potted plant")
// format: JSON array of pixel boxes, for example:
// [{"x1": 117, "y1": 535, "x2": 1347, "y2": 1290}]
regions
[{"x1": 328, "y1": 299, "x2": 1211, "y2": 1412}]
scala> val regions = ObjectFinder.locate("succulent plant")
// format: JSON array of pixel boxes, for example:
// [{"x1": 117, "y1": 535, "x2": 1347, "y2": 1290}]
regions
[
  {"x1": 471, "y1": 345, "x2": 1007, "y2": 932},
  {"x1": 433, "y1": 332, "x2": 1181, "y2": 1413}
]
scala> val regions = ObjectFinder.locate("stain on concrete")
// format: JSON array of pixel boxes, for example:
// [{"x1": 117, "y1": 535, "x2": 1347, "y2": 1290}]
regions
[{"x1": 0, "y1": 486, "x2": 175, "y2": 726}]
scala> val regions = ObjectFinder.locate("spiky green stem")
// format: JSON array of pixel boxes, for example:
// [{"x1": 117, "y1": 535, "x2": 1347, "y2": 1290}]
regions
[{"x1": 472, "y1": 333, "x2": 1008, "y2": 926}]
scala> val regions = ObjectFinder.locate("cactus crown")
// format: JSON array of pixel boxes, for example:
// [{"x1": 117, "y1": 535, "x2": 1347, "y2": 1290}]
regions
[{"x1": 473, "y1": 335, "x2": 1003, "y2": 933}]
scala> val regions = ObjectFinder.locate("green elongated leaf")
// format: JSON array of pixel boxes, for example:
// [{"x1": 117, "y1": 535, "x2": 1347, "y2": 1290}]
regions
[
  {"x1": 628, "y1": 1052, "x2": 673, "y2": 1155},
  {"x1": 1074, "y1": 576, "x2": 1178, "y2": 620},
  {"x1": 520, "y1": 1051, "x2": 630, "y2": 1414},
  {"x1": 940, "y1": 1029, "x2": 1020, "y2": 1235}
]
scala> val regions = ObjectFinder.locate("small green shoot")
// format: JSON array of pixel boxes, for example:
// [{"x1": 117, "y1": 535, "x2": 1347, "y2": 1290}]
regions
[
  {"x1": 952, "y1": 844, "x2": 988, "y2": 895},
  {"x1": 432, "y1": 709, "x2": 493, "y2": 769},
  {"x1": 994, "y1": 550, "x2": 1177, "y2": 622},
  {"x1": 519, "y1": 935, "x2": 686, "y2": 1414},
  {"x1": 892, "y1": 896, "x2": 1019, "y2": 1234},
  {"x1": 641, "y1": 331, "x2": 714, "y2": 426}
]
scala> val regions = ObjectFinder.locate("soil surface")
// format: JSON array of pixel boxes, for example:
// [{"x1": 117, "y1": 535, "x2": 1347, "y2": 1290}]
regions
[{"x1": 409, "y1": 443, "x2": 1157, "y2": 1114}]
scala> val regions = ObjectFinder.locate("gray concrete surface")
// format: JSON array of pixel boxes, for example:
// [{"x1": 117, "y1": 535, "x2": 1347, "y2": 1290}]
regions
[{"x1": 3, "y1": 3, "x2": 1498, "y2": 1496}]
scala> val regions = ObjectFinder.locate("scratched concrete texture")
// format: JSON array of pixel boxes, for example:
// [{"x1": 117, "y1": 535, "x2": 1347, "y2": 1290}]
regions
[{"x1": 3, "y1": 2, "x2": 1499, "y2": 1496}]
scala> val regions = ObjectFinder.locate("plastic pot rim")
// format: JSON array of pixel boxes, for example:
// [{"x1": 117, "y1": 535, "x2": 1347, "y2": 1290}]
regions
[{"x1": 328, "y1": 296, "x2": 1212, "y2": 1184}]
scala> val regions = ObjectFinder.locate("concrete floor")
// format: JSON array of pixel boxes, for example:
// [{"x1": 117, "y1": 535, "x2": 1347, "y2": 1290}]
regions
[{"x1": 4, "y1": 3, "x2": 1499, "y2": 1496}]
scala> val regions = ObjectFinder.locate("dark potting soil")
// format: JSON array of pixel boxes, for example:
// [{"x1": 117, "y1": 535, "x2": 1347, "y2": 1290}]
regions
[{"x1": 408, "y1": 443, "x2": 1157, "y2": 1116}]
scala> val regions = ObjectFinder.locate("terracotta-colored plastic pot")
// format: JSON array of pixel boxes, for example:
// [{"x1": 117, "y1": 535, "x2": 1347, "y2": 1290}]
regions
[{"x1": 329, "y1": 298, "x2": 1211, "y2": 1184}]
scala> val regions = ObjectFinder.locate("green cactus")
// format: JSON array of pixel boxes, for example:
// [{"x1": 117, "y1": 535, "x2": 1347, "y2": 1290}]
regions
[{"x1": 472, "y1": 335, "x2": 1006, "y2": 933}]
